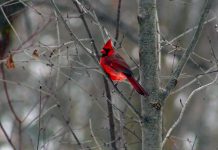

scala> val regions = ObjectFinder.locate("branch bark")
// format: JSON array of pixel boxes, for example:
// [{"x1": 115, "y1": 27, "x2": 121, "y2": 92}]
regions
[
  {"x1": 138, "y1": 0, "x2": 161, "y2": 149},
  {"x1": 139, "y1": 0, "x2": 213, "y2": 149}
]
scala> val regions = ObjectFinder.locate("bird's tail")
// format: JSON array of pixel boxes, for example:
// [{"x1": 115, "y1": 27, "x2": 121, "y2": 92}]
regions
[{"x1": 127, "y1": 76, "x2": 149, "y2": 96}]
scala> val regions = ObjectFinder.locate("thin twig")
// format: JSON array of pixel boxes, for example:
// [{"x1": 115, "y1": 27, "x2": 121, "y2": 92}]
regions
[
  {"x1": 72, "y1": 2, "x2": 117, "y2": 149},
  {"x1": 191, "y1": 135, "x2": 197, "y2": 150},
  {"x1": 1, "y1": 65, "x2": 21, "y2": 123},
  {"x1": 50, "y1": 0, "x2": 94, "y2": 55},
  {"x1": 118, "y1": 112, "x2": 127, "y2": 150},
  {"x1": 0, "y1": 77, "x2": 53, "y2": 96},
  {"x1": 23, "y1": 104, "x2": 57, "y2": 130},
  {"x1": 89, "y1": 119, "x2": 102, "y2": 150},
  {"x1": 0, "y1": 121, "x2": 16, "y2": 150},
  {"x1": 54, "y1": 10, "x2": 61, "y2": 88},
  {"x1": 165, "y1": 16, "x2": 216, "y2": 47},
  {"x1": 160, "y1": 16, "x2": 216, "y2": 51},
  {"x1": 0, "y1": 64, "x2": 23, "y2": 150},
  {"x1": 162, "y1": 73, "x2": 218, "y2": 148},
  {"x1": 50, "y1": 0, "x2": 142, "y2": 120},
  {"x1": 123, "y1": 126, "x2": 141, "y2": 142},
  {"x1": 189, "y1": 56, "x2": 213, "y2": 80},
  {"x1": 163, "y1": 0, "x2": 214, "y2": 99},
  {"x1": 0, "y1": 6, "x2": 22, "y2": 44},
  {"x1": 104, "y1": 80, "x2": 117, "y2": 150},
  {"x1": 12, "y1": 18, "x2": 52, "y2": 52},
  {"x1": 208, "y1": 35, "x2": 218, "y2": 62},
  {"x1": 156, "y1": 5, "x2": 161, "y2": 70},
  {"x1": 37, "y1": 85, "x2": 42, "y2": 150},
  {"x1": 56, "y1": 105, "x2": 86, "y2": 149},
  {"x1": 115, "y1": 0, "x2": 122, "y2": 42},
  {"x1": 170, "y1": 65, "x2": 216, "y2": 95},
  {"x1": 18, "y1": 122, "x2": 22, "y2": 150},
  {"x1": 72, "y1": 0, "x2": 99, "y2": 57}
]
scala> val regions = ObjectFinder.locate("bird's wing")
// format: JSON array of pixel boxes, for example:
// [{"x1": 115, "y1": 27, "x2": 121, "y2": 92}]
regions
[{"x1": 105, "y1": 53, "x2": 132, "y2": 76}]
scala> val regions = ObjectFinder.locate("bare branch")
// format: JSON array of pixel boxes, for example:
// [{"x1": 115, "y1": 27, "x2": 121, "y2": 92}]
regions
[
  {"x1": 0, "y1": 5, "x2": 22, "y2": 44},
  {"x1": 162, "y1": 73, "x2": 218, "y2": 148},
  {"x1": 163, "y1": 0, "x2": 214, "y2": 99},
  {"x1": 89, "y1": 119, "x2": 102, "y2": 150},
  {"x1": 170, "y1": 65, "x2": 216, "y2": 95},
  {"x1": 0, "y1": 121, "x2": 16, "y2": 150},
  {"x1": 115, "y1": 0, "x2": 122, "y2": 42},
  {"x1": 36, "y1": 85, "x2": 42, "y2": 150},
  {"x1": 50, "y1": 0, "x2": 142, "y2": 119},
  {"x1": 73, "y1": 2, "x2": 118, "y2": 149},
  {"x1": 163, "y1": 16, "x2": 216, "y2": 48}
]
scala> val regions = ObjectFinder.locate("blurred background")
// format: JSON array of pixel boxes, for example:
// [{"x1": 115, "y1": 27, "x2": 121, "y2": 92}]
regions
[{"x1": 0, "y1": 0, "x2": 218, "y2": 150}]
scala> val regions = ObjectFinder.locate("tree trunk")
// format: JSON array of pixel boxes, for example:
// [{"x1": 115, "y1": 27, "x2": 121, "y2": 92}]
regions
[{"x1": 138, "y1": 0, "x2": 161, "y2": 149}]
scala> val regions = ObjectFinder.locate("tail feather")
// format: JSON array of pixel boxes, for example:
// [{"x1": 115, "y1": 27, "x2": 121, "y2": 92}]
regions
[{"x1": 127, "y1": 76, "x2": 149, "y2": 96}]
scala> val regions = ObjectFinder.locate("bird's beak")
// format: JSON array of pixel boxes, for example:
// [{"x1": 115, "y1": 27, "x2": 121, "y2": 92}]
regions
[
  {"x1": 100, "y1": 49, "x2": 106, "y2": 57},
  {"x1": 100, "y1": 49, "x2": 105, "y2": 54}
]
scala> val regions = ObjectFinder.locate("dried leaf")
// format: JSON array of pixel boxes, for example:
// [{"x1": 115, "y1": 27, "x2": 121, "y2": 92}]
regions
[
  {"x1": 6, "y1": 53, "x2": 15, "y2": 69},
  {"x1": 32, "y1": 49, "x2": 39, "y2": 59}
]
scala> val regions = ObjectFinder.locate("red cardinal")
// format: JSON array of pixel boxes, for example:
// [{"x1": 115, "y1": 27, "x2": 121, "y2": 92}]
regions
[{"x1": 100, "y1": 39, "x2": 149, "y2": 96}]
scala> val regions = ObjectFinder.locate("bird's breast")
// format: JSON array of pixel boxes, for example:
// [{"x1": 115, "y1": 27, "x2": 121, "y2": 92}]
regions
[{"x1": 100, "y1": 59, "x2": 126, "y2": 81}]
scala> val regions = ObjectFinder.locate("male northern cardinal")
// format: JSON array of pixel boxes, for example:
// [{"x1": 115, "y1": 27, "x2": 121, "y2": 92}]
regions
[{"x1": 100, "y1": 39, "x2": 149, "y2": 96}]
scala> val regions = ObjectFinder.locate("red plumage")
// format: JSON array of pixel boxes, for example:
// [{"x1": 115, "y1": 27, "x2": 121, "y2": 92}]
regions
[{"x1": 100, "y1": 39, "x2": 149, "y2": 96}]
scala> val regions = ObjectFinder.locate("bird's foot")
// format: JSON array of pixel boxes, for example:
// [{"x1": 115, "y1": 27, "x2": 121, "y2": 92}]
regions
[{"x1": 114, "y1": 82, "x2": 119, "y2": 87}]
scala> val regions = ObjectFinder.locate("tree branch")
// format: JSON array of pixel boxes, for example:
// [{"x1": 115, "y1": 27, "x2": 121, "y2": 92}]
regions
[
  {"x1": 163, "y1": 0, "x2": 214, "y2": 100},
  {"x1": 115, "y1": 0, "x2": 122, "y2": 42},
  {"x1": 0, "y1": 121, "x2": 16, "y2": 150},
  {"x1": 162, "y1": 73, "x2": 218, "y2": 148},
  {"x1": 50, "y1": 0, "x2": 142, "y2": 119},
  {"x1": 72, "y1": 2, "x2": 118, "y2": 149},
  {"x1": 138, "y1": 0, "x2": 161, "y2": 149}
]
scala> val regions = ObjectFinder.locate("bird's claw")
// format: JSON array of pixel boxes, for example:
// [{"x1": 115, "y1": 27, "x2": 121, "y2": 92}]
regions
[{"x1": 114, "y1": 82, "x2": 119, "y2": 87}]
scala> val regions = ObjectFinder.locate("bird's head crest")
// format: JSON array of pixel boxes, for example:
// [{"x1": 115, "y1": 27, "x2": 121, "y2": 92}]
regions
[{"x1": 100, "y1": 39, "x2": 114, "y2": 56}]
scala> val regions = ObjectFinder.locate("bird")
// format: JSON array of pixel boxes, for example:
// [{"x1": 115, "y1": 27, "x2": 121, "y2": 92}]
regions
[{"x1": 100, "y1": 39, "x2": 149, "y2": 96}]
